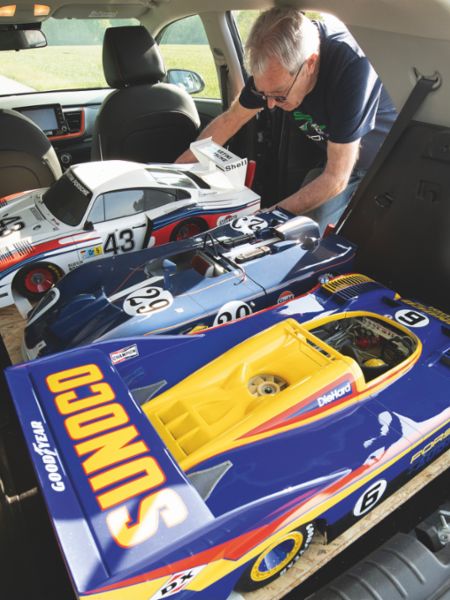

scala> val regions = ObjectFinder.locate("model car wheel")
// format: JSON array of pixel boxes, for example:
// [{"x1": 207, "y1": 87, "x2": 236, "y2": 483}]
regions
[
  {"x1": 170, "y1": 218, "x2": 207, "y2": 241},
  {"x1": 236, "y1": 523, "x2": 315, "y2": 592},
  {"x1": 14, "y1": 263, "x2": 63, "y2": 300}
]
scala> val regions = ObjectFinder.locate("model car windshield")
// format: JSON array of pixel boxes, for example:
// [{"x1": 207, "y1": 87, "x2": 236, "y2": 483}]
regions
[{"x1": 42, "y1": 170, "x2": 93, "y2": 226}]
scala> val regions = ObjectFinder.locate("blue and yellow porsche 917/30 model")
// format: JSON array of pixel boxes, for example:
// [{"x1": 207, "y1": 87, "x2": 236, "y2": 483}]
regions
[
  {"x1": 2, "y1": 274, "x2": 449, "y2": 600},
  {"x1": 22, "y1": 209, "x2": 355, "y2": 359}
]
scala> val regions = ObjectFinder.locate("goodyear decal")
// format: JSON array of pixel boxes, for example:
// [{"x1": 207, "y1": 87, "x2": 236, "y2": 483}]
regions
[{"x1": 30, "y1": 420, "x2": 65, "y2": 492}]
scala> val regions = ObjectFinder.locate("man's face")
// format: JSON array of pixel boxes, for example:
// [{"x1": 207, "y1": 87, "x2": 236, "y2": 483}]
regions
[{"x1": 253, "y1": 55, "x2": 317, "y2": 111}]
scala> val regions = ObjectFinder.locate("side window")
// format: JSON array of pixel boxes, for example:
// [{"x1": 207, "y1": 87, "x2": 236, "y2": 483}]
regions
[
  {"x1": 102, "y1": 189, "x2": 146, "y2": 220},
  {"x1": 88, "y1": 196, "x2": 105, "y2": 223},
  {"x1": 144, "y1": 189, "x2": 178, "y2": 210},
  {"x1": 231, "y1": 10, "x2": 262, "y2": 47},
  {"x1": 158, "y1": 15, "x2": 219, "y2": 99}
]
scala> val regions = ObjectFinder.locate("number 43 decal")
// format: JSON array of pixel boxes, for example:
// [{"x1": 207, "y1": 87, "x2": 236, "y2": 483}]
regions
[{"x1": 104, "y1": 229, "x2": 135, "y2": 254}]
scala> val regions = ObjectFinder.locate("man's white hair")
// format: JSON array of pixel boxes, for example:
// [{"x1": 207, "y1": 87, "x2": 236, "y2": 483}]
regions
[{"x1": 245, "y1": 8, "x2": 320, "y2": 76}]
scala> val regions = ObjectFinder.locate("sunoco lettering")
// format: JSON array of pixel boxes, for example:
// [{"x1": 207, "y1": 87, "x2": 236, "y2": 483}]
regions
[
  {"x1": 317, "y1": 382, "x2": 352, "y2": 407},
  {"x1": 46, "y1": 364, "x2": 187, "y2": 547}
]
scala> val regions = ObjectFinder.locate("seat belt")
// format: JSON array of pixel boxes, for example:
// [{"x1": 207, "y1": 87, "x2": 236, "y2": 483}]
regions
[{"x1": 339, "y1": 73, "x2": 440, "y2": 227}]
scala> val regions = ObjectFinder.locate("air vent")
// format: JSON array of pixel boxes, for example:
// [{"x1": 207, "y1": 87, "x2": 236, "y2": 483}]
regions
[
  {"x1": 322, "y1": 274, "x2": 380, "y2": 303},
  {"x1": 64, "y1": 109, "x2": 83, "y2": 133}
]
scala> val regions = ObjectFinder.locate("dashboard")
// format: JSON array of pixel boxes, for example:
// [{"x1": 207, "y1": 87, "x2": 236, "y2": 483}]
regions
[{"x1": 0, "y1": 88, "x2": 110, "y2": 169}]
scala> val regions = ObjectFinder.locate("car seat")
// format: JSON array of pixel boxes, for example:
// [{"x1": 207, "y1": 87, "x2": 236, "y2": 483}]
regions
[
  {"x1": 91, "y1": 25, "x2": 201, "y2": 163},
  {"x1": 0, "y1": 109, "x2": 62, "y2": 198}
]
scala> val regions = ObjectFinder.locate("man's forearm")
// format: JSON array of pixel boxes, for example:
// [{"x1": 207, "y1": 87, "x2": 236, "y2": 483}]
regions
[
  {"x1": 176, "y1": 98, "x2": 260, "y2": 164},
  {"x1": 274, "y1": 170, "x2": 349, "y2": 215}
]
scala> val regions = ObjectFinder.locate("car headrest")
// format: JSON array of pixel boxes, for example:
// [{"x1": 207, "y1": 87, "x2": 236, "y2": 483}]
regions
[
  {"x1": 0, "y1": 109, "x2": 52, "y2": 154},
  {"x1": 102, "y1": 25, "x2": 166, "y2": 88}
]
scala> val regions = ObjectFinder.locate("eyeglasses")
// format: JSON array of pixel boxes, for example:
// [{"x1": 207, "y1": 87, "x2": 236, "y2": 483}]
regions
[{"x1": 251, "y1": 61, "x2": 304, "y2": 104}]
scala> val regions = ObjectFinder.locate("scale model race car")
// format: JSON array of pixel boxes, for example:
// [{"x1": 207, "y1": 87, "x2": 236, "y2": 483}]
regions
[
  {"x1": 22, "y1": 209, "x2": 356, "y2": 359},
  {"x1": 1, "y1": 273, "x2": 449, "y2": 600},
  {"x1": 0, "y1": 138, "x2": 260, "y2": 315}
]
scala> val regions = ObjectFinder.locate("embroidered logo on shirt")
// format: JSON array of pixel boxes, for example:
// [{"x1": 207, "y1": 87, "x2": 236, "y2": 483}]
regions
[{"x1": 293, "y1": 111, "x2": 328, "y2": 142}]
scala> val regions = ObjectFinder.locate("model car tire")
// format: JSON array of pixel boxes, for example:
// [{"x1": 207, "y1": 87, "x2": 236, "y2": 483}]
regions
[
  {"x1": 236, "y1": 522, "x2": 315, "y2": 592},
  {"x1": 13, "y1": 262, "x2": 63, "y2": 300},
  {"x1": 170, "y1": 218, "x2": 207, "y2": 241}
]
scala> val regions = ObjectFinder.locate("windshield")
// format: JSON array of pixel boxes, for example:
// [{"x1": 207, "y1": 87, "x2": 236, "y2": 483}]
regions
[
  {"x1": 0, "y1": 17, "x2": 138, "y2": 94},
  {"x1": 42, "y1": 170, "x2": 92, "y2": 226}
]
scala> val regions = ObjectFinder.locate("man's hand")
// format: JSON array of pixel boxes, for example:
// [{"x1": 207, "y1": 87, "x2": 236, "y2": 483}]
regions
[
  {"x1": 174, "y1": 95, "x2": 260, "y2": 164},
  {"x1": 273, "y1": 139, "x2": 360, "y2": 214}
]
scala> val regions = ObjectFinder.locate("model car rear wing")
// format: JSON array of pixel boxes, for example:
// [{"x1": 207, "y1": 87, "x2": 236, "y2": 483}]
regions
[
  {"x1": 5, "y1": 348, "x2": 214, "y2": 595},
  {"x1": 190, "y1": 137, "x2": 249, "y2": 188}
]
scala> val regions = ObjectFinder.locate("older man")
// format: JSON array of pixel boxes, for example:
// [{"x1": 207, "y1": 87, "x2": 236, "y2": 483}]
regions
[{"x1": 177, "y1": 7, "x2": 396, "y2": 232}]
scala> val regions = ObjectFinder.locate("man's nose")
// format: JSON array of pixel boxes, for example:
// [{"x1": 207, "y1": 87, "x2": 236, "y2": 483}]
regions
[{"x1": 267, "y1": 98, "x2": 278, "y2": 109}]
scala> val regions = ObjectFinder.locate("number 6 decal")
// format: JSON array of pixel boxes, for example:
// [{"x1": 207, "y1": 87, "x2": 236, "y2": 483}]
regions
[
  {"x1": 353, "y1": 479, "x2": 387, "y2": 516},
  {"x1": 394, "y1": 309, "x2": 429, "y2": 328},
  {"x1": 123, "y1": 285, "x2": 173, "y2": 317}
]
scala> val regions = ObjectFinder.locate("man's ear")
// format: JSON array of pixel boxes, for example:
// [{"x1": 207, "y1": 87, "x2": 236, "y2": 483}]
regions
[{"x1": 306, "y1": 52, "x2": 319, "y2": 72}]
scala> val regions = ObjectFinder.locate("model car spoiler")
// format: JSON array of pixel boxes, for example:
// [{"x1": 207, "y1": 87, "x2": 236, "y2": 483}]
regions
[
  {"x1": 5, "y1": 348, "x2": 214, "y2": 594},
  {"x1": 189, "y1": 137, "x2": 249, "y2": 188}
]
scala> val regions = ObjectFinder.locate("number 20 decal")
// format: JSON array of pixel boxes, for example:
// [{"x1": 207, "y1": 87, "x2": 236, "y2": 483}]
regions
[
  {"x1": 231, "y1": 215, "x2": 266, "y2": 234},
  {"x1": 123, "y1": 285, "x2": 173, "y2": 317},
  {"x1": 213, "y1": 301, "x2": 252, "y2": 326}
]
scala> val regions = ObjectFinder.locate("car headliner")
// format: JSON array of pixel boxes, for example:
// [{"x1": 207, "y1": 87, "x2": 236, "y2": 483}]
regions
[{"x1": 3, "y1": 0, "x2": 450, "y2": 128}]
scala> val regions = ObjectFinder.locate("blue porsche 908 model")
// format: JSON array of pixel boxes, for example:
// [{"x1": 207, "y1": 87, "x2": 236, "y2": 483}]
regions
[
  {"x1": 1, "y1": 273, "x2": 449, "y2": 600},
  {"x1": 23, "y1": 209, "x2": 356, "y2": 359}
]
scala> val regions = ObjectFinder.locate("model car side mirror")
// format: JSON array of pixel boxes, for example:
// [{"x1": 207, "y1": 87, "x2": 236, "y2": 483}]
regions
[
  {"x1": 275, "y1": 216, "x2": 320, "y2": 250},
  {"x1": 166, "y1": 69, "x2": 205, "y2": 95},
  {"x1": 83, "y1": 220, "x2": 94, "y2": 231}
]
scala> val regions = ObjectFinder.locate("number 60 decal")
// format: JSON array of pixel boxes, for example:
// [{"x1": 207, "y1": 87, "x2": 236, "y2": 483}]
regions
[{"x1": 123, "y1": 285, "x2": 173, "y2": 317}]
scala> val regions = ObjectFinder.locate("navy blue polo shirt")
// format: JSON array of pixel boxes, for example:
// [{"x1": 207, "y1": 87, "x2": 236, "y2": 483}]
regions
[{"x1": 240, "y1": 16, "x2": 396, "y2": 171}]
